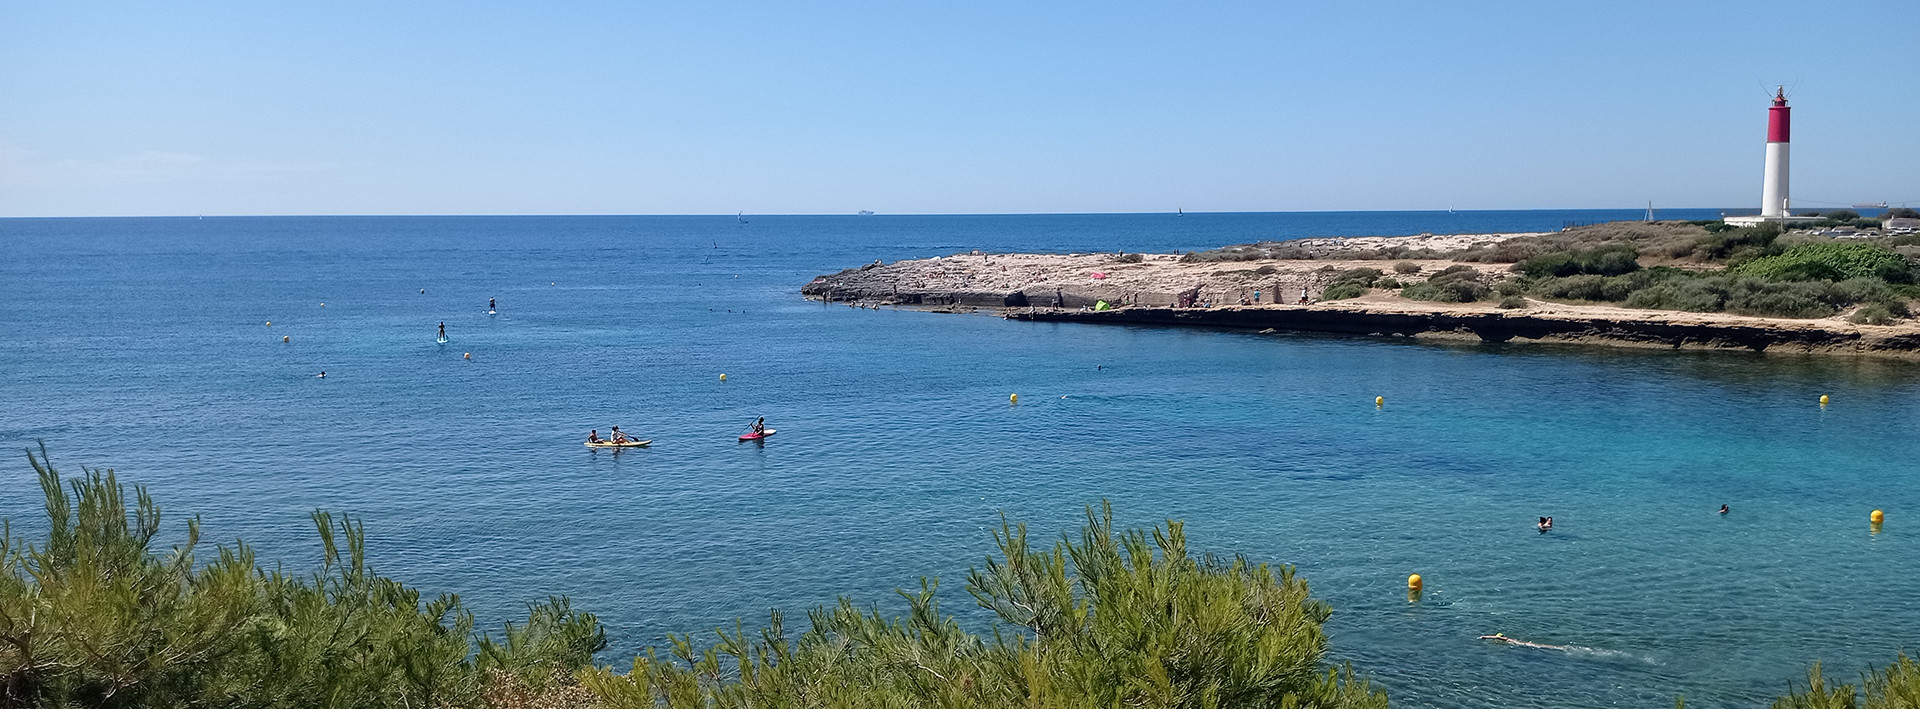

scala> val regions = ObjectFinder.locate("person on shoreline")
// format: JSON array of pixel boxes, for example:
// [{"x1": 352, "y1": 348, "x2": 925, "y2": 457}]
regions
[
  {"x1": 1719, "y1": 504, "x2": 1730, "y2": 515},
  {"x1": 587, "y1": 429, "x2": 602, "y2": 443},
  {"x1": 1537, "y1": 516, "x2": 1553, "y2": 532}
]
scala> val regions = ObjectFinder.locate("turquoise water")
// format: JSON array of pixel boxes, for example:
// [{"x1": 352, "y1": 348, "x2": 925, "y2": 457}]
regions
[{"x1": 3, "y1": 211, "x2": 1916, "y2": 708}]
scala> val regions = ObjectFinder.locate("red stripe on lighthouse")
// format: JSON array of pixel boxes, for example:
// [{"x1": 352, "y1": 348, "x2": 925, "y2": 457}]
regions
[{"x1": 1768, "y1": 103, "x2": 1790, "y2": 143}]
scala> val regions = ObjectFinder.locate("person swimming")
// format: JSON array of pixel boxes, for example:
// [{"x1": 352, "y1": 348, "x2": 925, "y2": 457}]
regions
[
  {"x1": 1537, "y1": 516, "x2": 1553, "y2": 532},
  {"x1": 317, "y1": 371, "x2": 326, "y2": 378},
  {"x1": 1719, "y1": 504, "x2": 1730, "y2": 515},
  {"x1": 1478, "y1": 633, "x2": 1569, "y2": 651}
]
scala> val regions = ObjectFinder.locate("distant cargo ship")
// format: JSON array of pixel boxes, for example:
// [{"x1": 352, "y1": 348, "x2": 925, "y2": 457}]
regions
[{"x1": 857, "y1": 210, "x2": 875, "y2": 215}]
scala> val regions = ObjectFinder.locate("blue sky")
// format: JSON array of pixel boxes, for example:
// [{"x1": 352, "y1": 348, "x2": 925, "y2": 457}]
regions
[{"x1": 2, "y1": 1, "x2": 1916, "y2": 216}]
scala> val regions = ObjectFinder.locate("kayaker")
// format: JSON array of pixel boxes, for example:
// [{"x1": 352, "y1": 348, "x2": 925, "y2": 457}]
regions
[{"x1": 587, "y1": 429, "x2": 602, "y2": 443}]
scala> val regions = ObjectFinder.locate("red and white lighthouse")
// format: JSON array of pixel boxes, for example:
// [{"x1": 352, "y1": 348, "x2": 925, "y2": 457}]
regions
[{"x1": 1760, "y1": 87, "x2": 1791, "y2": 217}]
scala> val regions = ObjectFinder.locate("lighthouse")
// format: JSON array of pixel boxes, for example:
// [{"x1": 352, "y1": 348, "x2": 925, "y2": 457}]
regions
[
  {"x1": 1761, "y1": 87, "x2": 1791, "y2": 217},
  {"x1": 1725, "y1": 88, "x2": 1817, "y2": 226}
]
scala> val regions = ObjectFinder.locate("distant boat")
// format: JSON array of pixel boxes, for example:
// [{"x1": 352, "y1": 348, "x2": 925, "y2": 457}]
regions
[
  {"x1": 737, "y1": 211, "x2": 748, "y2": 224},
  {"x1": 857, "y1": 210, "x2": 875, "y2": 215},
  {"x1": 1855, "y1": 202, "x2": 1890, "y2": 209},
  {"x1": 1178, "y1": 207, "x2": 1184, "y2": 216}
]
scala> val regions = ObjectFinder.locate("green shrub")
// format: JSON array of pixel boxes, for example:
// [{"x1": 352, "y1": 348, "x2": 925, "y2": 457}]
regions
[
  {"x1": 1493, "y1": 279, "x2": 1526, "y2": 296},
  {"x1": 1773, "y1": 655, "x2": 1920, "y2": 709},
  {"x1": 2, "y1": 447, "x2": 607, "y2": 709},
  {"x1": 1733, "y1": 242, "x2": 1915, "y2": 283},
  {"x1": 1334, "y1": 267, "x2": 1383, "y2": 285},
  {"x1": 1393, "y1": 261, "x2": 1422, "y2": 274},
  {"x1": 1513, "y1": 245, "x2": 1641, "y2": 278},
  {"x1": 1851, "y1": 304, "x2": 1899, "y2": 325},
  {"x1": 1497, "y1": 295, "x2": 1528, "y2": 309},
  {"x1": 1402, "y1": 268, "x2": 1489, "y2": 303},
  {"x1": 1322, "y1": 282, "x2": 1367, "y2": 300},
  {"x1": 589, "y1": 504, "x2": 1388, "y2": 709},
  {"x1": 1535, "y1": 274, "x2": 1633, "y2": 302},
  {"x1": 1694, "y1": 222, "x2": 1781, "y2": 259},
  {"x1": 1377, "y1": 277, "x2": 1403, "y2": 289},
  {"x1": 1624, "y1": 278, "x2": 1726, "y2": 312}
]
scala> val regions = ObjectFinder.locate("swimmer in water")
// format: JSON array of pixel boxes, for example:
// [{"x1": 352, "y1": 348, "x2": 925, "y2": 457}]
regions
[
  {"x1": 317, "y1": 371, "x2": 326, "y2": 378},
  {"x1": 1537, "y1": 516, "x2": 1553, "y2": 532},
  {"x1": 1719, "y1": 504, "x2": 1730, "y2": 515},
  {"x1": 1478, "y1": 633, "x2": 1568, "y2": 651}
]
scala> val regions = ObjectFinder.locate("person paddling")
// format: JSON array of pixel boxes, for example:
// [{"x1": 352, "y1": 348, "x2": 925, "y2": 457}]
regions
[
  {"x1": 489, "y1": 297, "x2": 496, "y2": 312},
  {"x1": 751, "y1": 417, "x2": 765, "y2": 436},
  {"x1": 611, "y1": 426, "x2": 628, "y2": 443},
  {"x1": 438, "y1": 322, "x2": 447, "y2": 340}
]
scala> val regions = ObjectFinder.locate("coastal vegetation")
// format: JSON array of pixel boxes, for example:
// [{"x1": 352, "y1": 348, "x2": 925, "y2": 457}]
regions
[
  {"x1": 2, "y1": 448, "x2": 1382, "y2": 708},
  {"x1": 8, "y1": 446, "x2": 1911, "y2": 708}
]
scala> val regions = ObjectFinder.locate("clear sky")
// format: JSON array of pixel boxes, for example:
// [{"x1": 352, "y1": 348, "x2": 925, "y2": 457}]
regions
[{"x1": 3, "y1": 1, "x2": 1916, "y2": 217}]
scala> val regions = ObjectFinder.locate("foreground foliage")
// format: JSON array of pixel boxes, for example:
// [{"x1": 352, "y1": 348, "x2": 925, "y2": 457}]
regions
[
  {"x1": 2, "y1": 449, "x2": 1384, "y2": 708},
  {"x1": 1, "y1": 446, "x2": 605, "y2": 708},
  {"x1": 1772, "y1": 655, "x2": 1920, "y2": 709}
]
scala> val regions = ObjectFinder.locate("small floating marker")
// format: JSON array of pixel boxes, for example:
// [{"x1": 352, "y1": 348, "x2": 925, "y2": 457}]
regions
[
  {"x1": 282, "y1": 335, "x2": 290, "y2": 343},
  {"x1": 420, "y1": 288, "x2": 426, "y2": 294},
  {"x1": 320, "y1": 302, "x2": 326, "y2": 307},
  {"x1": 463, "y1": 352, "x2": 471, "y2": 360},
  {"x1": 719, "y1": 373, "x2": 727, "y2": 381},
  {"x1": 1375, "y1": 396, "x2": 1385, "y2": 407},
  {"x1": 1872, "y1": 509, "x2": 1885, "y2": 524},
  {"x1": 266, "y1": 321, "x2": 272, "y2": 326},
  {"x1": 1820, "y1": 394, "x2": 1830, "y2": 406},
  {"x1": 1407, "y1": 573, "x2": 1423, "y2": 591},
  {"x1": 1010, "y1": 393, "x2": 1019, "y2": 404}
]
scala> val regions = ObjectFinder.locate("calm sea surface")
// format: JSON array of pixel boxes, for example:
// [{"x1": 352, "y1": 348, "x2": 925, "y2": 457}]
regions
[{"x1": 3, "y1": 211, "x2": 1916, "y2": 708}]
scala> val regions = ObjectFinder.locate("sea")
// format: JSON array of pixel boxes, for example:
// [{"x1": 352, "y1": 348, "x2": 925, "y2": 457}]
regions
[{"x1": 3, "y1": 210, "x2": 1917, "y2": 708}]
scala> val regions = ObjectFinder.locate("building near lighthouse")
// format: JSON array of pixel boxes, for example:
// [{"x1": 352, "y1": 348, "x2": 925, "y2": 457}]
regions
[{"x1": 1726, "y1": 87, "x2": 1818, "y2": 226}]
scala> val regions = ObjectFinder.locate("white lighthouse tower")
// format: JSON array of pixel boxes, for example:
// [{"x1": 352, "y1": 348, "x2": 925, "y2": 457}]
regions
[
  {"x1": 1761, "y1": 87, "x2": 1791, "y2": 217},
  {"x1": 1727, "y1": 87, "x2": 1816, "y2": 226}
]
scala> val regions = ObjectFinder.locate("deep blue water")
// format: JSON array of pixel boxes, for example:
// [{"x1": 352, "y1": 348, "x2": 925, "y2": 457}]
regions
[{"x1": 3, "y1": 210, "x2": 1916, "y2": 709}]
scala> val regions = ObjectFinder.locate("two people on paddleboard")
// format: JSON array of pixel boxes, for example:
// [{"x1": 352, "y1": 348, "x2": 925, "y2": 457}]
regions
[{"x1": 586, "y1": 426, "x2": 637, "y2": 444}]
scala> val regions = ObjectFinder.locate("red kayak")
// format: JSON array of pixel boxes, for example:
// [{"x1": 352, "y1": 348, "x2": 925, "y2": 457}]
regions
[{"x1": 738, "y1": 428, "x2": 776, "y2": 441}]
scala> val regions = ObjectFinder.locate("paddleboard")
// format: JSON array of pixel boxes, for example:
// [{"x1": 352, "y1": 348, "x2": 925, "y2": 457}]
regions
[
  {"x1": 738, "y1": 429, "x2": 776, "y2": 441},
  {"x1": 488, "y1": 310, "x2": 496, "y2": 315},
  {"x1": 585, "y1": 440, "x2": 651, "y2": 448},
  {"x1": 436, "y1": 337, "x2": 449, "y2": 344}
]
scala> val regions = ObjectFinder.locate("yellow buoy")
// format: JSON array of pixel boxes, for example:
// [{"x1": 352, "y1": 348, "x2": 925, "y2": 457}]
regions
[
  {"x1": 463, "y1": 352, "x2": 471, "y2": 360},
  {"x1": 1010, "y1": 393, "x2": 1019, "y2": 404},
  {"x1": 320, "y1": 302, "x2": 326, "y2": 307},
  {"x1": 282, "y1": 335, "x2": 290, "y2": 343},
  {"x1": 719, "y1": 373, "x2": 727, "y2": 381},
  {"x1": 1820, "y1": 394, "x2": 1830, "y2": 406},
  {"x1": 1375, "y1": 396, "x2": 1385, "y2": 407},
  {"x1": 266, "y1": 321, "x2": 272, "y2": 326},
  {"x1": 1872, "y1": 509, "x2": 1885, "y2": 524},
  {"x1": 1407, "y1": 573, "x2": 1422, "y2": 591}
]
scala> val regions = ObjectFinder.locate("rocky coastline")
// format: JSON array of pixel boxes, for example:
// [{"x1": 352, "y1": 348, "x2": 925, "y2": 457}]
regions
[{"x1": 801, "y1": 231, "x2": 1920, "y2": 358}]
